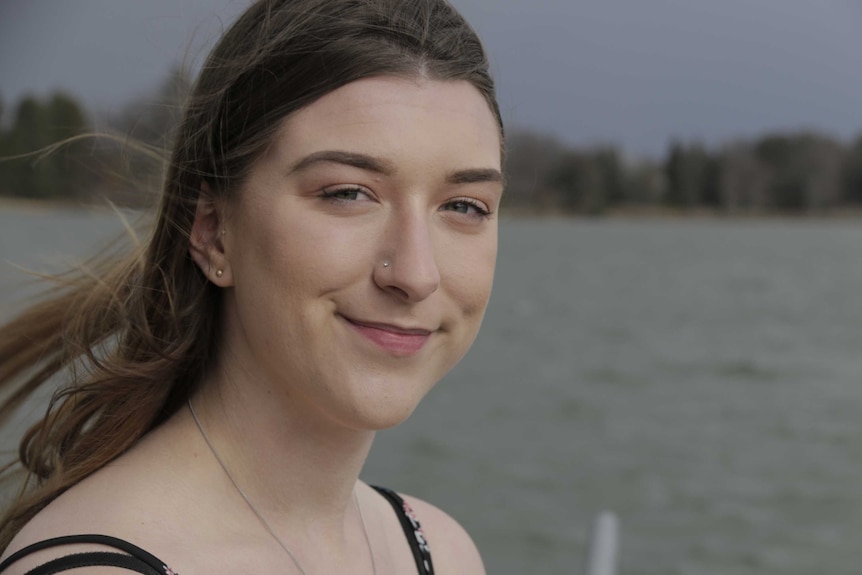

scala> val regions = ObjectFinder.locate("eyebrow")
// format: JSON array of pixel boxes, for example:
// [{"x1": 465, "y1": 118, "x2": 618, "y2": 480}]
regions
[
  {"x1": 446, "y1": 167, "x2": 504, "y2": 185},
  {"x1": 288, "y1": 150, "x2": 395, "y2": 176},
  {"x1": 288, "y1": 149, "x2": 504, "y2": 185}
]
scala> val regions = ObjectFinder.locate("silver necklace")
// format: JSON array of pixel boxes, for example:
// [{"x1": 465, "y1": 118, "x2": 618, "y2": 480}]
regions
[{"x1": 188, "y1": 399, "x2": 378, "y2": 575}]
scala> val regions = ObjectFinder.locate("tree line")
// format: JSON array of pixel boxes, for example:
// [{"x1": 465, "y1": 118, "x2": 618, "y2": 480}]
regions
[
  {"x1": 2, "y1": 72, "x2": 861, "y2": 215},
  {"x1": 0, "y1": 92, "x2": 93, "y2": 201},
  {"x1": 0, "y1": 68, "x2": 190, "y2": 208},
  {"x1": 506, "y1": 129, "x2": 862, "y2": 214}
]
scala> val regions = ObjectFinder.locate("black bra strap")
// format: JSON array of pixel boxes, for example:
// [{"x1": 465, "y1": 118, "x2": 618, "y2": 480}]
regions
[
  {"x1": 371, "y1": 486, "x2": 435, "y2": 575},
  {"x1": 0, "y1": 534, "x2": 170, "y2": 575}
]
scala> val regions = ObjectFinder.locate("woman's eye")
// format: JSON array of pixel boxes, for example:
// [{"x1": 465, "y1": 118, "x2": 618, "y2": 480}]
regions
[
  {"x1": 443, "y1": 199, "x2": 491, "y2": 218},
  {"x1": 320, "y1": 186, "x2": 372, "y2": 202}
]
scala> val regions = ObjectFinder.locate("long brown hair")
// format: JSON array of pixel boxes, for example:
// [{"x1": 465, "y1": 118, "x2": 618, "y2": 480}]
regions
[{"x1": 0, "y1": 0, "x2": 502, "y2": 550}]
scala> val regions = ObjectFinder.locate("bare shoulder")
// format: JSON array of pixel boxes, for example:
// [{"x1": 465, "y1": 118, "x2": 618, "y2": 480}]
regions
[
  {"x1": 1, "y1": 527, "x2": 148, "y2": 575},
  {"x1": 401, "y1": 493, "x2": 486, "y2": 575},
  {"x1": 0, "y1": 479, "x2": 174, "y2": 575},
  {"x1": 0, "y1": 421, "x2": 194, "y2": 574}
]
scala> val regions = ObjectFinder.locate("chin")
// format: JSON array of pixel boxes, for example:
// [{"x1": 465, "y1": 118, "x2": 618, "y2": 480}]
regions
[
  {"x1": 329, "y1": 373, "x2": 440, "y2": 431},
  {"x1": 356, "y1": 406, "x2": 420, "y2": 431},
  {"x1": 325, "y1": 400, "x2": 420, "y2": 432}
]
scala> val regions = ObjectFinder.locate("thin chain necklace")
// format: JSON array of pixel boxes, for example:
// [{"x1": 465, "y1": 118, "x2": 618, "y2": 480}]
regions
[{"x1": 188, "y1": 399, "x2": 378, "y2": 575}]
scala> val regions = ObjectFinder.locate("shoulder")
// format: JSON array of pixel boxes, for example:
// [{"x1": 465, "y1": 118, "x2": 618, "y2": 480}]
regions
[
  {"x1": 0, "y1": 533, "x2": 173, "y2": 575},
  {"x1": 400, "y1": 493, "x2": 486, "y2": 575},
  {"x1": 0, "y1": 430, "x2": 190, "y2": 574}
]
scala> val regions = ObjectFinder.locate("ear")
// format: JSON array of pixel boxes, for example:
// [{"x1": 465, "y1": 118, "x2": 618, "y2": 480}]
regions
[{"x1": 189, "y1": 182, "x2": 233, "y2": 286}]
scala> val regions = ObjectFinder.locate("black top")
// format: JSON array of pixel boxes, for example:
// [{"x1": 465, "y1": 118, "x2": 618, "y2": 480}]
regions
[{"x1": 0, "y1": 486, "x2": 434, "y2": 575}]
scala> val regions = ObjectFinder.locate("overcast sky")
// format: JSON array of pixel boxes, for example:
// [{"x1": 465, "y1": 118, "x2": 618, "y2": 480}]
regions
[{"x1": 1, "y1": 0, "x2": 861, "y2": 157}]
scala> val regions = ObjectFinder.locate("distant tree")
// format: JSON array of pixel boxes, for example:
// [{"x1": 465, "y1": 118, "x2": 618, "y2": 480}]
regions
[
  {"x1": 99, "y1": 65, "x2": 193, "y2": 206},
  {"x1": 2, "y1": 96, "x2": 52, "y2": 198},
  {"x1": 504, "y1": 129, "x2": 568, "y2": 208},
  {"x1": 625, "y1": 161, "x2": 665, "y2": 205},
  {"x1": 719, "y1": 143, "x2": 770, "y2": 211},
  {"x1": 592, "y1": 147, "x2": 626, "y2": 206},
  {"x1": 843, "y1": 135, "x2": 862, "y2": 205},
  {"x1": 8, "y1": 97, "x2": 51, "y2": 154},
  {"x1": 109, "y1": 64, "x2": 192, "y2": 147},
  {"x1": 0, "y1": 92, "x2": 90, "y2": 200},
  {"x1": 0, "y1": 97, "x2": 11, "y2": 177},
  {"x1": 755, "y1": 133, "x2": 844, "y2": 211},
  {"x1": 544, "y1": 150, "x2": 606, "y2": 214},
  {"x1": 47, "y1": 92, "x2": 92, "y2": 200},
  {"x1": 702, "y1": 154, "x2": 723, "y2": 208},
  {"x1": 756, "y1": 135, "x2": 808, "y2": 210},
  {"x1": 47, "y1": 92, "x2": 89, "y2": 141},
  {"x1": 804, "y1": 136, "x2": 845, "y2": 210},
  {"x1": 664, "y1": 142, "x2": 719, "y2": 208}
]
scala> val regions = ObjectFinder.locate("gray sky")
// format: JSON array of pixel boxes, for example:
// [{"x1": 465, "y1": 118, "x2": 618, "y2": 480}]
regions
[{"x1": 1, "y1": 0, "x2": 861, "y2": 157}]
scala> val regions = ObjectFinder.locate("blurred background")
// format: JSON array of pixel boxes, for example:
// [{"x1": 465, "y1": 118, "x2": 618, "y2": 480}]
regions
[{"x1": 1, "y1": 1, "x2": 862, "y2": 574}]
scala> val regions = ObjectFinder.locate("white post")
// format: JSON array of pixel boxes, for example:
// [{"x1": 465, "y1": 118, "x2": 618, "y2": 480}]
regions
[{"x1": 585, "y1": 511, "x2": 619, "y2": 575}]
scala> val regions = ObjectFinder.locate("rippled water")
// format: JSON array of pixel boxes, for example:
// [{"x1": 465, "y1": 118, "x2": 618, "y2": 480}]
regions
[{"x1": 2, "y1": 207, "x2": 862, "y2": 574}]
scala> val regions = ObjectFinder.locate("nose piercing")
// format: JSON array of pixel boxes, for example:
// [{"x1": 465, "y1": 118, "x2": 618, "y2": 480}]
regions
[{"x1": 382, "y1": 261, "x2": 390, "y2": 268}]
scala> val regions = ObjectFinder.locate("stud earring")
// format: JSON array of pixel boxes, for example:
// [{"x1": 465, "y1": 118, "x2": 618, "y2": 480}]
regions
[
  {"x1": 215, "y1": 269, "x2": 224, "y2": 278},
  {"x1": 382, "y1": 261, "x2": 390, "y2": 268}
]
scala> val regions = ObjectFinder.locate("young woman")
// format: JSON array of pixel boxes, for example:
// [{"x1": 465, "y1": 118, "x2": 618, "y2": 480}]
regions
[{"x1": 0, "y1": 0, "x2": 504, "y2": 573}]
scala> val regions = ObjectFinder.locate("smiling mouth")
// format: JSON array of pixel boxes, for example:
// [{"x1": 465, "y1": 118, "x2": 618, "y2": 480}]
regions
[{"x1": 340, "y1": 315, "x2": 432, "y2": 356}]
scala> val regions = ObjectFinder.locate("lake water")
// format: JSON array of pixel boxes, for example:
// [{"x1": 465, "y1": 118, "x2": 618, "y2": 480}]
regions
[{"x1": 2, "y1": 206, "x2": 861, "y2": 575}]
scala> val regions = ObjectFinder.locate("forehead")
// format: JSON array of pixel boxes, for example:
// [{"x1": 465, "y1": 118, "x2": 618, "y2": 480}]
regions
[{"x1": 268, "y1": 76, "x2": 502, "y2": 171}]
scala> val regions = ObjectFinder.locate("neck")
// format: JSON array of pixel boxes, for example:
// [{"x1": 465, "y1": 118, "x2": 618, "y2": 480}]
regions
[{"x1": 186, "y1": 365, "x2": 376, "y2": 534}]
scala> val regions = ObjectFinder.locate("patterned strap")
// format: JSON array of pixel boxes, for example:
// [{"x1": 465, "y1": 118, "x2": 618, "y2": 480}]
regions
[
  {"x1": 371, "y1": 485, "x2": 435, "y2": 575},
  {"x1": 0, "y1": 534, "x2": 174, "y2": 575}
]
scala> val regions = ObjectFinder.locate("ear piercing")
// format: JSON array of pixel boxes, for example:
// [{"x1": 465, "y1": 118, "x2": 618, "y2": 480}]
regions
[{"x1": 382, "y1": 261, "x2": 390, "y2": 268}]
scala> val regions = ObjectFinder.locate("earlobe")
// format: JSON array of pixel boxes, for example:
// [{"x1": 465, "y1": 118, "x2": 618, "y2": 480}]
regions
[{"x1": 189, "y1": 185, "x2": 233, "y2": 286}]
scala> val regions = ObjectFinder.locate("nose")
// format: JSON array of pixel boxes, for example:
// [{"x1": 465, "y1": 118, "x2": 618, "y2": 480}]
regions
[{"x1": 374, "y1": 211, "x2": 440, "y2": 303}]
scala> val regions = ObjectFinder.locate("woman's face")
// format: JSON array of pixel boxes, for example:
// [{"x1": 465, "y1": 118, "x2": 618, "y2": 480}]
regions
[{"x1": 218, "y1": 76, "x2": 503, "y2": 430}]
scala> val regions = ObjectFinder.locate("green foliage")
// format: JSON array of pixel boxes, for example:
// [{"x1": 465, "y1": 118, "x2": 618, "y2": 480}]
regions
[
  {"x1": 0, "y1": 92, "x2": 90, "y2": 200},
  {"x1": 543, "y1": 147, "x2": 624, "y2": 214},
  {"x1": 753, "y1": 133, "x2": 845, "y2": 211},
  {"x1": 108, "y1": 65, "x2": 191, "y2": 147},
  {"x1": 0, "y1": 66, "x2": 193, "y2": 206},
  {"x1": 546, "y1": 151, "x2": 597, "y2": 213},
  {"x1": 98, "y1": 65, "x2": 193, "y2": 206},
  {"x1": 503, "y1": 130, "x2": 567, "y2": 208},
  {"x1": 755, "y1": 135, "x2": 809, "y2": 210},
  {"x1": 503, "y1": 127, "x2": 858, "y2": 216},
  {"x1": 842, "y1": 136, "x2": 862, "y2": 205},
  {"x1": 664, "y1": 142, "x2": 720, "y2": 208}
]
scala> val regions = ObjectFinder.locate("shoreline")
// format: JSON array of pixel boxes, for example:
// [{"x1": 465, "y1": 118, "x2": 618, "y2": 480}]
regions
[
  {"x1": 501, "y1": 203, "x2": 862, "y2": 221},
  {"x1": 0, "y1": 196, "x2": 150, "y2": 216},
  {"x1": 0, "y1": 196, "x2": 111, "y2": 214}
]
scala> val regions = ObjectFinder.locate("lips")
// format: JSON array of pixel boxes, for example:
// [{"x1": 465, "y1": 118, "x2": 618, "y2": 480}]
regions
[{"x1": 341, "y1": 316, "x2": 432, "y2": 356}]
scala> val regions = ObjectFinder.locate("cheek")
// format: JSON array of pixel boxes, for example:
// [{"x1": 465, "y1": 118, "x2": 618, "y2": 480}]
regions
[
  {"x1": 240, "y1": 202, "x2": 364, "y2": 291},
  {"x1": 447, "y1": 235, "x2": 498, "y2": 320}
]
